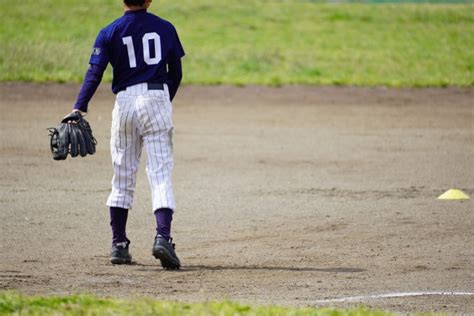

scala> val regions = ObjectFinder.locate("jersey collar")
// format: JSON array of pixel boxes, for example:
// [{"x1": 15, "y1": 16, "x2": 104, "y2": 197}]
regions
[{"x1": 124, "y1": 9, "x2": 147, "y2": 15}]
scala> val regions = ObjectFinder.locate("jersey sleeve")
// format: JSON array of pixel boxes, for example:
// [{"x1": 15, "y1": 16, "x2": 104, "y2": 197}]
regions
[
  {"x1": 170, "y1": 25, "x2": 185, "y2": 60},
  {"x1": 89, "y1": 30, "x2": 110, "y2": 67}
]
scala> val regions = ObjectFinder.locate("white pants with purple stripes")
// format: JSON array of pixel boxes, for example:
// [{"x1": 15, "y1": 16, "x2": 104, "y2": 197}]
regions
[{"x1": 106, "y1": 83, "x2": 175, "y2": 212}]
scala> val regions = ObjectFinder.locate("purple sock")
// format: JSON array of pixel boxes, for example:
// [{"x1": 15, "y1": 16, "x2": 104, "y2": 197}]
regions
[
  {"x1": 155, "y1": 208, "x2": 173, "y2": 240},
  {"x1": 109, "y1": 207, "x2": 128, "y2": 245}
]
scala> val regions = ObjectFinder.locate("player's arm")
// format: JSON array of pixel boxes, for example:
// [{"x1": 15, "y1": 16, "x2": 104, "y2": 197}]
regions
[
  {"x1": 167, "y1": 58, "x2": 182, "y2": 102},
  {"x1": 72, "y1": 30, "x2": 110, "y2": 113},
  {"x1": 73, "y1": 64, "x2": 107, "y2": 113},
  {"x1": 167, "y1": 24, "x2": 185, "y2": 102}
]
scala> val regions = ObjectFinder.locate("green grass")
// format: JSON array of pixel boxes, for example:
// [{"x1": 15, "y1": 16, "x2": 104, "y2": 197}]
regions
[
  {"x1": 0, "y1": 292, "x2": 415, "y2": 316},
  {"x1": 0, "y1": 0, "x2": 473, "y2": 86}
]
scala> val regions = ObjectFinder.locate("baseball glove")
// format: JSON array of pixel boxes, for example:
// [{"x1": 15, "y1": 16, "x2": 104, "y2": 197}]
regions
[{"x1": 48, "y1": 111, "x2": 97, "y2": 160}]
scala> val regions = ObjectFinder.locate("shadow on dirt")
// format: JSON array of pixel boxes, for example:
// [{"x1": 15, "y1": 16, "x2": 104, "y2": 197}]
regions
[
  {"x1": 130, "y1": 263, "x2": 365, "y2": 273},
  {"x1": 183, "y1": 265, "x2": 365, "y2": 273}
]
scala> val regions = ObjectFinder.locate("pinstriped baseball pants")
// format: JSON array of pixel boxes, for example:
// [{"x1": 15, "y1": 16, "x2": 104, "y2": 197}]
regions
[{"x1": 106, "y1": 83, "x2": 175, "y2": 212}]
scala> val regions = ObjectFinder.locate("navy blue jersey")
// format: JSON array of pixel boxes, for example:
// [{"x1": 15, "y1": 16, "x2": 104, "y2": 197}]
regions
[{"x1": 90, "y1": 9, "x2": 185, "y2": 94}]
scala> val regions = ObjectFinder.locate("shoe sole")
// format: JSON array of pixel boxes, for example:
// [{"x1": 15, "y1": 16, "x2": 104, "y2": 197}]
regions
[
  {"x1": 110, "y1": 257, "x2": 132, "y2": 265},
  {"x1": 153, "y1": 246, "x2": 180, "y2": 270}
]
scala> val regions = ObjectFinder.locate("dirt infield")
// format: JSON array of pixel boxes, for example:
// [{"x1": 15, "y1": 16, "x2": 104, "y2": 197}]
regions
[{"x1": 1, "y1": 83, "x2": 473, "y2": 313}]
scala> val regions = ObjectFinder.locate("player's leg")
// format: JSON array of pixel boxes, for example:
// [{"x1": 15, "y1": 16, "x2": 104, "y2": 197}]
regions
[
  {"x1": 139, "y1": 88, "x2": 176, "y2": 212},
  {"x1": 107, "y1": 96, "x2": 143, "y2": 209},
  {"x1": 109, "y1": 206, "x2": 131, "y2": 264},
  {"x1": 138, "y1": 87, "x2": 180, "y2": 269},
  {"x1": 144, "y1": 126, "x2": 180, "y2": 270},
  {"x1": 155, "y1": 208, "x2": 173, "y2": 241},
  {"x1": 144, "y1": 128, "x2": 175, "y2": 211},
  {"x1": 107, "y1": 95, "x2": 143, "y2": 264}
]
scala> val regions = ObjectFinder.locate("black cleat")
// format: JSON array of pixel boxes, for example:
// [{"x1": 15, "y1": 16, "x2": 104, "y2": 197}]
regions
[
  {"x1": 110, "y1": 240, "x2": 132, "y2": 265},
  {"x1": 152, "y1": 235, "x2": 181, "y2": 270}
]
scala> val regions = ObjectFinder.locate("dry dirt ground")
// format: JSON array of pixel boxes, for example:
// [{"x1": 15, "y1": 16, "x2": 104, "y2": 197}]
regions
[{"x1": 0, "y1": 83, "x2": 473, "y2": 314}]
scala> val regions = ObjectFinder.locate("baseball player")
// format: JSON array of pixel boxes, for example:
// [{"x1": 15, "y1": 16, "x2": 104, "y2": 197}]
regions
[{"x1": 70, "y1": 0, "x2": 184, "y2": 269}]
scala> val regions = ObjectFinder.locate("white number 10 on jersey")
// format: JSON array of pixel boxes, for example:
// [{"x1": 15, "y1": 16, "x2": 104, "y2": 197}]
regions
[{"x1": 122, "y1": 32, "x2": 161, "y2": 68}]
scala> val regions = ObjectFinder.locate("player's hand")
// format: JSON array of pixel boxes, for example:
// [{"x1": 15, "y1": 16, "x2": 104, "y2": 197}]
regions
[
  {"x1": 63, "y1": 110, "x2": 86, "y2": 124},
  {"x1": 73, "y1": 109, "x2": 87, "y2": 116}
]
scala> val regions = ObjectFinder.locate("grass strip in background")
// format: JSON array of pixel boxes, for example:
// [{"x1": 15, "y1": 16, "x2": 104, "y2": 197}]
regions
[
  {"x1": 0, "y1": 0, "x2": 473, "y2": 87},
  {"x1": 0, "y1": 292, "x2": 411, "y2": 316}
]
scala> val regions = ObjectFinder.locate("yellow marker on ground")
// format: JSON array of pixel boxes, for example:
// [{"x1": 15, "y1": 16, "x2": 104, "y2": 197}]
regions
[{"x1": 437, "y1": 189, "x2": 470, "y2": 200}]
